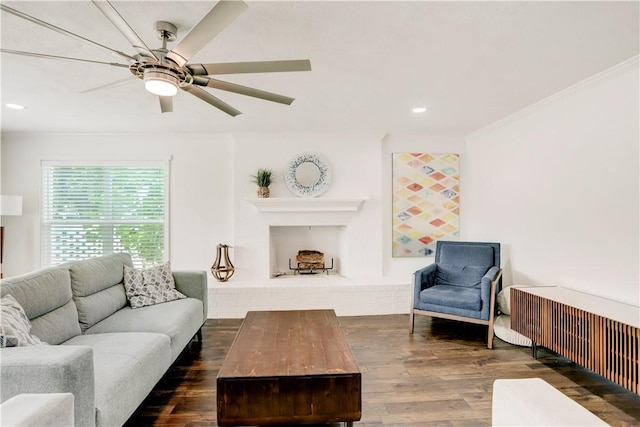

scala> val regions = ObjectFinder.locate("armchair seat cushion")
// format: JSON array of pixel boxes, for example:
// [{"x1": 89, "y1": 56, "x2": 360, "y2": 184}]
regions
[{"x1": 420, "y1": 285, "x2": 482, "y2": 312}]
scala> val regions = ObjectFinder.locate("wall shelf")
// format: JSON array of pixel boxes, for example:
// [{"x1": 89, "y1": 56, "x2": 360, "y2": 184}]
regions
[{"x1": 249, "y1": 198, "x2": 366, "y2": 213}]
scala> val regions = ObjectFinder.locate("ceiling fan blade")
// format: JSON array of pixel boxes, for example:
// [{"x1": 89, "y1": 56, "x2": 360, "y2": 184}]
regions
[
  {"x1": 166, "y1": 0, "x2": 248, "y2": 68},
  {"x1": 188, "y1": 60, "x2": 312, "y2": 76},
  {"x1": 0, "y1": 4, "x2": 136, "y2": 62},
  {"x1": 92, "y1": 1, "x2": 157, "y2": 61},
  {"x1": 159, "y1": 96, "x2": 173, "y2": 113},
  {"x1": 193, "y1": 77, "x2": 295, "y2": 105},
  {"x1": 79, "y1": 76, "x2": 137, "y2": 94},
  {"x1": 182, "y1": 85, "x2": 241, "y2": 117},
  {"x1": 1, "y1": 48, "x2": 129, "y2": 68}
]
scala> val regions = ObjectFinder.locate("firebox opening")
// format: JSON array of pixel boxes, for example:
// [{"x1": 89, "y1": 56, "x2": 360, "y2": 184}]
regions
[{"x1": 270, "y1": 225, "x2": 346, "y2": 277}]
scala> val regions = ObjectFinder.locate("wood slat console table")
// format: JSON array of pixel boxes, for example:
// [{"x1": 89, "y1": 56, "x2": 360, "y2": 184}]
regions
[
  {"x1": 217, "y1": 309, "x2": 362, "y2": 426},
  {"x1": 511, "y1": 286, "x2": 639, "y2": 394}
]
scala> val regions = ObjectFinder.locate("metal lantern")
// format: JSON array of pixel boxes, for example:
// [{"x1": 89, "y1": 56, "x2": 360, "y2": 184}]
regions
[{"x1": 211, "y1": 243, "x2": 235, "y2": 282}]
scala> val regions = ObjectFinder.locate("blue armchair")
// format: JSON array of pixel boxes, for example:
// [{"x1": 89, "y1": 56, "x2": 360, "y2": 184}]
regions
[{"x1": 409, "y1": 241, "x2": 503, "y2": 349}]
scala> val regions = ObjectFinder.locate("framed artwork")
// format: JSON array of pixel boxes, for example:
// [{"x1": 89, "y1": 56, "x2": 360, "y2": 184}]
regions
[{"x1": 392, "y1": 153, "x2": 460, "y2": 257}]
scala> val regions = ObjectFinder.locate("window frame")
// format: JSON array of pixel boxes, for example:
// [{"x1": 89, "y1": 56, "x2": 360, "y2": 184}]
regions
[{"x1": 40, "y1": 159, "x2": 171, "y2": 268}]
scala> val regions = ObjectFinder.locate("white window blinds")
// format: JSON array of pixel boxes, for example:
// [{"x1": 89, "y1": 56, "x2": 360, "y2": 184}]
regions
[{"x1": 41, "y1": 162, "x2": 169, "y2": 268}]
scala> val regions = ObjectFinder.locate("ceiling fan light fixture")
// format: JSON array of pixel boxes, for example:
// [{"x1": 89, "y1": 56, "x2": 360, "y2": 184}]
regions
[{"x1": 143, "y1": 68, "x2": 179, "y2": 96}]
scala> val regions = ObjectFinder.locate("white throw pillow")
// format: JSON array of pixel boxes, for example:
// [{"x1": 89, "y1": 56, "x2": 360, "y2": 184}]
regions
[
  {"x1": 123, "y1": 262, "x2": 186, "y2": 309},
  {"x1": 0, "y1": 294, "x2": 48, "y2": 347}
]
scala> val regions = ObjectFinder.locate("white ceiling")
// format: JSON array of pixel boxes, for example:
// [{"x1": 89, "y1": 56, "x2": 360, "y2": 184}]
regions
[{"x1": 1, "y1": 1, "x2": 638, "y2": 135}]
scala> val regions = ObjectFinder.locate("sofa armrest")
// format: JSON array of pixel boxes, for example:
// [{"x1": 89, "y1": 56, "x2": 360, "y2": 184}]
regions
[
  {"x1": 173, "y1": 270, "x2": 208, "y2": 323},
  {"x1": 0, "y1": 393, "x2": 74, "y2": 427},
  {"x1": 1, "y1": 346, "x2": 95, "y2": 427}
]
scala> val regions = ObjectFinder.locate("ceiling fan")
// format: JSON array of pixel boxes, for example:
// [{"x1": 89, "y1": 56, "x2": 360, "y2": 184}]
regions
[{"x1": 0, "y1": 1, "x2": 311, "y2": 116}]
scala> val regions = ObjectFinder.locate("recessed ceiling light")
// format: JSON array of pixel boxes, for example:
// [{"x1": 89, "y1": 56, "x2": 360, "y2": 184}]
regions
[
  {"x1": 412, "y1": 107, "x2": 427, "y2": 113},
  {"x1": 6, "y1": 103, "x2": 25, "y2": 110}
]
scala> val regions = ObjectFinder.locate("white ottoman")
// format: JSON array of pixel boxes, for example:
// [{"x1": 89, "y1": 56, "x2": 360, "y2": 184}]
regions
[
  {"x1": 492, "y1": 378, "x2": 609, "y2": 426},
  {"x1": 0, "y1": 393, "x2": 74, "y2": 427}
]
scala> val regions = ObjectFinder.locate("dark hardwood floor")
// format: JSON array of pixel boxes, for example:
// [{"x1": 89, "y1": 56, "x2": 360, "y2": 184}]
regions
[{"x1": 124, "y1": 314, "x2": 640, "y2": 426}]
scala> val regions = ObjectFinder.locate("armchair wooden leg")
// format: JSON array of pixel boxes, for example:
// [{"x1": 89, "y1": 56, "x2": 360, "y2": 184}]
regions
[
  {"x1": 409, "y1": 310, "x2": 415, "y2": 334},
  {"x1": 487, "y1": 317, "x2": 495, "y2": 349}
]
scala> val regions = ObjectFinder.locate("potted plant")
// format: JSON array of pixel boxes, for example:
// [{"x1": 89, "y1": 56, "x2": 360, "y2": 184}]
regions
[{"x1": 251, "y1": 168, "x2": 273, "y2": 198}]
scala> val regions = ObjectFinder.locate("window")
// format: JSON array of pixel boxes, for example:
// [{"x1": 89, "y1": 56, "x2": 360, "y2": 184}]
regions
[{"x1": 41, "y1": 161, "x2": 169, "y2": 268}]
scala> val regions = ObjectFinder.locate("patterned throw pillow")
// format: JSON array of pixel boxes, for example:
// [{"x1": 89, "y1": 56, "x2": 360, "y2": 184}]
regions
[
  {"x1": 123, "y1": 262, "x2": 186, "y2": 309},
  {"x1": 142, "y1": 261, "x2": 176, "y2": 288},
  {"x1": 0, "y1": 294, "x2": 48, "y2": 347}
]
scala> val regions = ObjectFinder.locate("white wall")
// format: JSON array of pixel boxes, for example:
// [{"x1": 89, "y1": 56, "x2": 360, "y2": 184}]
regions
[
  {"x1": 465, "y1": 58, "x2": 639, "y2": 305},
  {"x1": 0, "y1": 133, "x2": 234, "y2": 276}
]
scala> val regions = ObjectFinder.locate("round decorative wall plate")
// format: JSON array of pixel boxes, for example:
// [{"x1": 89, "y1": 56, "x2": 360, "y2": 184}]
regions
[{"x1": 284, "y1": 152, "x2": 331, "y2": 198}]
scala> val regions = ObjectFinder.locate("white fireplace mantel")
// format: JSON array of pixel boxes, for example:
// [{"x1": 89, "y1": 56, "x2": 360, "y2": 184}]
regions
[{"x1": 249, "y1": 198, "x2": 366, "y2": 213}]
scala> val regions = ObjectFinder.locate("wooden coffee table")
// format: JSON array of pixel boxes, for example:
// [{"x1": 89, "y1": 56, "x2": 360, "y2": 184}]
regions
[{"x1": 217, "y1": 309, "x2": 362, "y2": 426}]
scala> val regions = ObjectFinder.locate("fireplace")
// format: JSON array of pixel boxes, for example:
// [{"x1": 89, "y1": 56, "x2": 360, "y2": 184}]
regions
[
  {"x1": 270, "y1": 225, "x2": 346, "y2": 277},
  {"x1": 234, "y1": 198, "x2": 369, "y2": 281},
  {"x1": 212, "y1": 199, "x2": 410, "y2": 317}
]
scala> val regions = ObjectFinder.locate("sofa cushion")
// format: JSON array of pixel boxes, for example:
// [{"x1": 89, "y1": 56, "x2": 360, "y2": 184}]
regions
[
  {"x1": 69, "y1": 253, "x2": 132, "y2": 331},
  {"x1": 30, "y1": 301, "x2": 84, "y2": 345},
  {"x1": 124, "y1": 263, "x2": 186, "y2": 309},
  {"x1": 74, "y1": 285, "x2": 128, "y2": 332},
  {"x1": 0, "y1": 267, "x2": 81, "y2": 344},
  {"x1": 68, "y1": 253, "x2": 133, "y2": 297},
  {"x1": 0, "y1": 295, "x2": 47, "y2": 347},
  {"x1": 63, "y1": 332, "x2": 172, "y2": 427},
  {"x1": 84, "y1": 298, "x2": 203, "y2": 362}
]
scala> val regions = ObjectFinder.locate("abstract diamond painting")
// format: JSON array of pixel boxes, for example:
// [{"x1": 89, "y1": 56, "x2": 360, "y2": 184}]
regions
[{"x1": 392, "y1": 153, "x2": 460, "y2": 257}]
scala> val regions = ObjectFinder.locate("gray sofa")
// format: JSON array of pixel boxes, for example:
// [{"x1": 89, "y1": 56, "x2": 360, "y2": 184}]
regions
[{"x1": 0, "y1": 253, "x2": 208, "y2": 427}]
